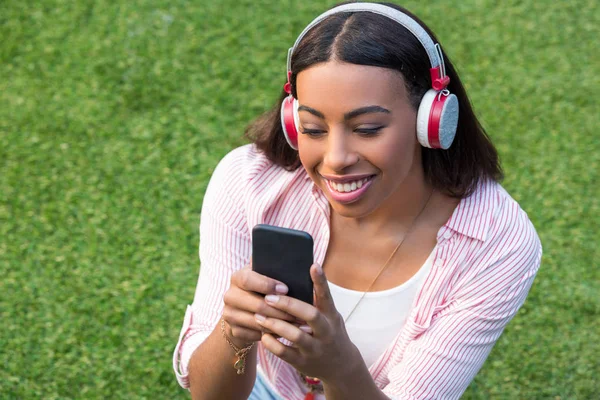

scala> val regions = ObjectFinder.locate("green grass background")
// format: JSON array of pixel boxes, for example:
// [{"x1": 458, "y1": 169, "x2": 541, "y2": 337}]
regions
[{"x1": 1, "y1": 0, "x2": 598, "y2": 398}]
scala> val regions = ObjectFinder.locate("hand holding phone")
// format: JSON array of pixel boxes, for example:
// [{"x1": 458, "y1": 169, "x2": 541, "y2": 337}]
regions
[
  {"x1": 252, "y1": 224, "x2": 315, "y2": 305},
  {"x1": 223, "y1": 265, "x2": 298, "y2": 348}
]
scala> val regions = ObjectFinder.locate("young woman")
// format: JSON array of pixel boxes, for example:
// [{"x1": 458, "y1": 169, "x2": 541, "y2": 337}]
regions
[{"x1": 173, "y1": 2, "x2": 542, "y2": 399}]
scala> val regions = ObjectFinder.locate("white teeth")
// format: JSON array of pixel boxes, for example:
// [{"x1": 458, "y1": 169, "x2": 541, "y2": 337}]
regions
[{"x1": 328, "y1": 177, "x2": 371, "y2": 193}]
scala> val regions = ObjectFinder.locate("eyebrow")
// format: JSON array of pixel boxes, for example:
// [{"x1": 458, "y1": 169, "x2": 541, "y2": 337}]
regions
[{"x1": 297, "y1": 105, "x2": 391, "y2": 121}]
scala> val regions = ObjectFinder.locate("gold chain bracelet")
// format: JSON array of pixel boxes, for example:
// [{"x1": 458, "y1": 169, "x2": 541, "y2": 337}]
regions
[{"x1": 220, "y1": 318, "x2": 256, "y2": 375}]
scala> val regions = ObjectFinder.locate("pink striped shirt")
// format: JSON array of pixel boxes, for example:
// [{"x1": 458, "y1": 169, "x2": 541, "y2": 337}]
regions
[{"x1": 173, "y1": 144, "x2": 542, "y2": 399}]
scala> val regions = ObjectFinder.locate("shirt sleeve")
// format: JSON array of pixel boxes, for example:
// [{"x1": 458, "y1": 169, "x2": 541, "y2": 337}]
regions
[
  {"x1": 172, "y1": 147, "x2": 253, "y2": 389},
  {"x1": 382, "y1": 209, "x2": 543, "y2": 399}
]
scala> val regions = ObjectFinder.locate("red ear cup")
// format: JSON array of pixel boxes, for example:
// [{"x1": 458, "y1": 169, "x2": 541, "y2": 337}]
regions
[
  {"x1": 416, "y1": 89, "x2": 459, "y2": 149},
  {"x1": 281, "y1": 95, "x2": 300, "y2": 150}
]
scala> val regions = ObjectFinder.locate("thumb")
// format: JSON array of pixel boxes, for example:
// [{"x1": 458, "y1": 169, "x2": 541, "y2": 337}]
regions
[{"x1": 311, "y1": 263, "x2": 335, "y2": 314}]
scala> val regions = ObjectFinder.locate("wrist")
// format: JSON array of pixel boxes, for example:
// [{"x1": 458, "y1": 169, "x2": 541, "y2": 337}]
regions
[
  {"x1": 323, "y1": 346, "x2": 374, "y2": 394},
  {"x1": 331, "y1": 344, "x2": 364, "y2": 383},
  {"x1": 222, "y1": 318, "x2": 256, "y2": 349},
  {"x1": 220, "y1": 318, "x2": 256, "y2": 376}
]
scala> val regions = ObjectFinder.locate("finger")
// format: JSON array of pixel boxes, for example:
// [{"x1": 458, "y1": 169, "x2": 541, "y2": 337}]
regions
[
  {"x1": 311, "y1": 263, "x2": 336, "y2": 315},
  {"x1": 232, "y1": 267, "x2": 288, "y2": 295},
  {"x1": 263, "y1": 293, "x2": 329, "y2": 338},
  {"x1": 224, "y1": 322, "x2": 262, "y2": 345},
  {"x1": 260, "y1": 332, "x2": 302, "y2": 364},
  {"x1": 224, "y1": 286, "x2": 297, "y2": 322},
  {"x1": 255, "y1": 314, "x2": 316, "y2": 352},
  {"x1": 298, "y1": 324, "x2": 313, "y2": 335},
  {"x1": 222, "y1": 307, "x2": 278, "y2": 336}
]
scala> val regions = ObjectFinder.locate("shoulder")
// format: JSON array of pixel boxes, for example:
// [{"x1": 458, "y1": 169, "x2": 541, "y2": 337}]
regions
[
  {"x1": 213, "y1": 142, "x2": 309, "y2": 193},
  {"x1": 210, "y1": 143, "x2": 274, "y2": 183},
  {"x1": 444, "y1": 181, "x2": 542, "y2": 292},
  {"x1": 454, "y1": 180, "x2": 541, "y2": 253},
  {"x1": 204, "y1": 144, "x2": 314, "y2": 223},
  {"x1": 208, "y1": 143, "x2": 294, "y2": 195},
  {"x1": 202, "y1": 144, "x2": 276, "y2": 218},
  {"x1": 486, "y1": 182, "x2": 542, "y2": 268}
]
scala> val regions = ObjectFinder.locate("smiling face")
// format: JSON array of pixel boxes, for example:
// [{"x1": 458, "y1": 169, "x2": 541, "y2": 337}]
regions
[{"x1": 296, "y1": 61, "x2": 424, "y2": 219}]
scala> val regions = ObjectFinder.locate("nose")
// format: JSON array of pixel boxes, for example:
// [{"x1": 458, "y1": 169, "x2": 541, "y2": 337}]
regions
[{"x1": 322, "y1": 128, "x2": 359, "y2": 172}]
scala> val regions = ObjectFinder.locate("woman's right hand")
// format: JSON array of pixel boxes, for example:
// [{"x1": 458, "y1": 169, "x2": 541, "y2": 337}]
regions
[{"x1": 222, "y1": 265, "x2": 298, "y2": 348}]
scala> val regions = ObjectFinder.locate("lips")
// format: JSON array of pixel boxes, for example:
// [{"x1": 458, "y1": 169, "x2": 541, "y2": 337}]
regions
[
  {"x1": 325, "y1": 176, "x2": 371, "y2": 193},
  {"x1": 320, "y1": 173, "x2": 375, "y2": 183},
  {"x1": 322, "y1": 175, "x2": 376, "y2": 204}
]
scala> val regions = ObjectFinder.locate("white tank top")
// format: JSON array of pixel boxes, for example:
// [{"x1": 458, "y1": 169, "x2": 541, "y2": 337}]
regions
[{"x1": 327, "y1": 250, "x2": 434, "y2": 367}]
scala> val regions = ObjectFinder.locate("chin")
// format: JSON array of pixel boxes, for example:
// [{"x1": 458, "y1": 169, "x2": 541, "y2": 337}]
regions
[{"x1": 328, "y1": 200, "x2": 376, "y2": 219}]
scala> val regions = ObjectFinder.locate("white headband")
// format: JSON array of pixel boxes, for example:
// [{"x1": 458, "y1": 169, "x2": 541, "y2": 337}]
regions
[{"x1": 287, "y1": 2, "x2": 445, "y2": 78}]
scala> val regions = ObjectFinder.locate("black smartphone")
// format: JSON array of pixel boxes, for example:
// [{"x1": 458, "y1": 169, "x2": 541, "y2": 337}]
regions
[{"x1": 252, "y1": 224, "x2": 314, "y2": 305}]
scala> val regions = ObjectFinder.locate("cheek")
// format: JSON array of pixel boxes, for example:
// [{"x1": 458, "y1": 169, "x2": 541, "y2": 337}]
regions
[
  {"x1": 376, "y1": 128, "x2": 418, "y2": 174},
  {"x1": 298, "y1": 138, "x2": 319, "y2": 172},
  {"x1": 381, "y1": 126, "x2": 416, "y2": 157},
  {"x1": 390, "y1": 131, "x2": 414, "y2": 151}
]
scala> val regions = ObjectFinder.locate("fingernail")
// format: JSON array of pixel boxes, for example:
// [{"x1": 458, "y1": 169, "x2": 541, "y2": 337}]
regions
[
  {"x1": 275, "y1": 284, "x2": 288, "y2": 294},
  {"x1": 316, "y1": 264, "x2": 323, "y2": 275},
  {"x1": 299, "y1": 325, "x2": 312, "y2": 334},
  {"x1": 255, "y1": 313, "x2": 266, "y2": 323},
  {"x1": 265, "y1": 294, "x2": 279, "y2": 304}
]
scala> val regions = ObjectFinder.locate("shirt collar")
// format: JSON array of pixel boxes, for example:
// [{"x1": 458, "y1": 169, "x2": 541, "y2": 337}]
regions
[{"x1": 442, "y1": 180, "x2": 496, "y2": 242}]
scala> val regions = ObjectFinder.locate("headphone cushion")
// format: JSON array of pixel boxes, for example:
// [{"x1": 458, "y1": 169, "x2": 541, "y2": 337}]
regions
[
  {"x1": 437, "y1": 93, "x2": 459, "y2": 149},
  {"x1": 293, "y1": 98, "x2": 300, "y2": 131},
  {"x1": 417, "y1": 89, "x2": 459, "y2": 149},
  {"x1": 417, "y1": 89, "x2": 437, "y2": 148},
  {"x1": 281, "y1": 96, "x2": 299, "y2": 150}
]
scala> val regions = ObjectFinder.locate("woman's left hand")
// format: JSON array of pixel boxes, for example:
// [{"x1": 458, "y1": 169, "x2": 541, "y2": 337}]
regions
[{"x1": 254, "y1": 263, "x2": 362, "y2": 382}]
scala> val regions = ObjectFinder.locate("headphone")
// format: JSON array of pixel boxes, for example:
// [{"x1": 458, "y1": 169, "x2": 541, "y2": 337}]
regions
[{"x1": 280, "y1": 3, "x2": 459, "y2": 151}]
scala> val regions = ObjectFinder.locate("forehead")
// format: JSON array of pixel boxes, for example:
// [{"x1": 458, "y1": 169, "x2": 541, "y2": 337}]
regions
[{"x1": 295, "y1": 61, "x2": 409, "y2": 112}]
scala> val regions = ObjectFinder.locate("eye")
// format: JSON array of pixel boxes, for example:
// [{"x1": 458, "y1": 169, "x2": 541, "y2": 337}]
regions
[
  {"x1": 300, "y1": 127, "x2": 326, "y2": 137},
  {"x1": 355, "y1": 126, "x2": 385, "y2": 135}
]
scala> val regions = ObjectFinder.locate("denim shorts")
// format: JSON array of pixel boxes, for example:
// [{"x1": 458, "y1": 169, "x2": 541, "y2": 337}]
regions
[{"x1": 248, "y1": 371, "x2": 284, "y2": 400}]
